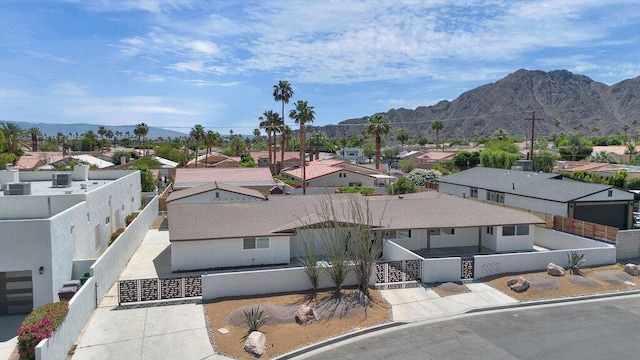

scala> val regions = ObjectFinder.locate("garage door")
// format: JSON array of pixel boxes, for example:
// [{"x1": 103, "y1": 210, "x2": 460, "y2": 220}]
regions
[
  {"x1": 573, "y1": 203, "x2": 628, "y2": 229},
  {"x1": 0, "y1": 270, "x2": 33, "y2": 315}
]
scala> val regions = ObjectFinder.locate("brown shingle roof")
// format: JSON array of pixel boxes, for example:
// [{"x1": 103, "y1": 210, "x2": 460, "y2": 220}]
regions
[
  {"x1": 166, "y1": 182, "x2": 266, "y2": 203},
  {"x1": 168, "y1": 192, "x2": 543, "y2": 241}
]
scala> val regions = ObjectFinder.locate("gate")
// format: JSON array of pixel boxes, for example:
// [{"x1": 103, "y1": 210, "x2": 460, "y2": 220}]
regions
[
  {"x1": 461, "y1": 257, "x2": 474, "y2": 279},
  {"x1": 375, "y1": 260, "x2": 422, "y2": 285},
  {"x1": 117, "y1": 276, "x2": 201, "y2": 304}
]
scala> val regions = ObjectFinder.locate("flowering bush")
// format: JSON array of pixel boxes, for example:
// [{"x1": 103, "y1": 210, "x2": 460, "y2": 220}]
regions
[
  {"x1": 407, "y1": 168, "x2": 442, "y2": 186},
  {"x1": 18, "y1": 301, "x2": 68, "y2": 360},
  {"x1": 125, "y1": 212, "x2": 139, "y2": 226}
]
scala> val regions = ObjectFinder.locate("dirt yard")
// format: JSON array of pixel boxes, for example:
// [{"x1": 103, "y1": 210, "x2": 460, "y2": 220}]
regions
[
  {"x1": 204, "y1": 287, "x2": 391, "y2": 359},
  {"x1": 484, "y1": 264, "x2": 640, "y2": 302}
]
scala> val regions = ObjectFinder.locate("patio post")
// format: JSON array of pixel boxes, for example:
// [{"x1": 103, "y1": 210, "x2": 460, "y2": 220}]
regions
[
  {"x1": 477, "y1": 227, "x2": 482, "y2": 252},
  {"x1": 426, "y1": 229, "x2": 431, "y2": 255}
]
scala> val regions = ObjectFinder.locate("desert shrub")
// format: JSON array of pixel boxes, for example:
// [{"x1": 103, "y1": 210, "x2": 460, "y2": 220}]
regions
[
  {"x1": 243, "y1": 307, "x2": 268, "y2": 339},
  {"x1": 337, "y1": 186, "x2": 374, "y2": 196},
  {"x1": 627, "y1": 177, "x2": 640, "y2": 190},
  {"x1": 18, "y1": 301, "x2": 69, "y2": 360},
  {"x1": 109, "y1": 228, "x2": 125, "y2": 246},
  {"x1": 386, "y1": 177, "x2": 416, "y2": 194},
  {"x1": 125, "y1": 212, "x2": 139, "y2": 226},
  {"x1": 407, "y1": 168, "x2": 442, "y2": 186},
  {"x1": 398, "y1": 159, "x2": 416, "y2": 173},
  {"x1": 567, "y1": 251, "x2": 586, "y2": 276}
]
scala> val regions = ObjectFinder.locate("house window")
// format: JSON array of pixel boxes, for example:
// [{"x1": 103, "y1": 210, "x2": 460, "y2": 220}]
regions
[
  {"x1": 87, "y1": 213, "x2": 90, "y2": 222},
  {"x1": 502, "y1": 226, "x2": 516, "y2": 236},
  {"x1": 486, "y1": 191, "x2": 505, "y2": 204},
  {"x1": 486, "y1": 226, "x2": 494, "y2": 235},
  {"x1": 607, "y1": 190, "x2": 613, "y2": 197},
  {"x1": 385, "y1": 230, "x2": 411, "y2": 239},
  {"x1": 516, "y1": 225, "x2": 530, "y2": 235},
  {"x1": 470, "y1": 188, "x2": 478, "y2": 198},
  {"x1": 243, "y1": 237, "x2": 269, "y2": 250},
  {"x1": 430, "y1": 228, "x2": 454, "y2": 235},
  {"x1": 105, "y1": 216, "x2": 110, "y2": 224},
  {"x1": 216, "y1": 191, "x2": 220, "y2": 199},
  {"x1": 429, "y1": 229, "x2": 441, "y2": 236}
]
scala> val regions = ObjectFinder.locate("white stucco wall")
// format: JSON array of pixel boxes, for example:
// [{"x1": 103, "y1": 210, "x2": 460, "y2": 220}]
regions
[
  {"x1": 430, "y1": 227, "x2": 479, "y2": 248},
  {"x1": 383, "y1": 240, "x2": 425, "y2": 261},
  {"x1": 0, "y1": 219, "x2": 53, "y2": 309},
  {"x1": 308, "y1": 171, "x2": 375, "y2": 188},
  {"x1": 493, "y1": 225, "x2": 534, "y2": 252},
  {"x1": 422, "y1": 257, "x2": 462, "y2": 283},
  {"x1": 169, "y1": 190, "x2": 262, "y2": 204},
  {"x1": 172, "y1": 236, "x2": 291, "y2": 271},
  {"x1": 577, "y1": 188, "x2": 633, "y2": 202},
  {"x1": 534, "y1": 226, "x2": 613, "y2": 250},
  {"x1": 291, "y1": 227, "x2": 363, "y2": 258}
]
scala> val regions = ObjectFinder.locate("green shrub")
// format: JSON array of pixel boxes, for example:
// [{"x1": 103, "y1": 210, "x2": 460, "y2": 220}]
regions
[
  {"x1": 109, "y1": 228, "x2": 125, "y2": 246},
  {"x1": 627, "y1": 177, "x2": 640, "y2": 190},
  {"x1": 386, "y1": 177, "x2": 416, "y2": 194},
  {"x1": 125, "y1": 213, "x2": 139, "y2": 226},
  {"x1": 18, "y1": 301, "x2": 69, "y2": 360},
  {"x1": 337, "y1": 186, "x2": 374, "y2": 196}
]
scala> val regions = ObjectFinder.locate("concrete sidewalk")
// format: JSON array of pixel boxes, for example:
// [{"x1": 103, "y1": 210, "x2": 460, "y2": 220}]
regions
[
  {"x1": 378, "y1": 282, "x2": 518, "y2": 322},
  {"x1": 71, "y1": 229, "x2": 231, "y2": 360}
]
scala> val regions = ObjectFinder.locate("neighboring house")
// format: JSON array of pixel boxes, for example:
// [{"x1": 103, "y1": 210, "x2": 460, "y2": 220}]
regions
[
  {"x1": 185, "y1": 152, "x2": 240, "y2": 168},
  {"x1": 592, "y1": 145, "x2": 640, "y2": 163},
  {"x1": 437, "y1": 167, "x2": 635, "y2": 229},
  {"x1": 173, "y1": 167, "x2": 277, "y2": 193},
  {"x1": 50, "y1": 154, "x2": 115, "y2": 169},
  {"x1": 249, "y1": 151, "x2": 300, "y2": 172},
  {"x1": 397, "y1": 150, "x2": 425, "y2": 163},
  {"x1": 416, "y1": 151, "x2": 457, "y2": 169},
  {"x1": 115, "y1": 155, "x2": 178, "y2": 180},
  {"x1": 167, "y1": 191, "x2": 543, "y2": 272},
  {"x1": 0, "y1": 165, "x2": 142, "y2": 314},
  {"x1": 16, "y1": 152, "x2": 65, "y2": 171},
  {"x1": 166, "y1": 182, "x2": 266, "y2": 204},
  {"x1": 281, "y1": 159, "x2": 396, "y2": 188},
  {"x1": 337, "y1": 147, "x2": 366, "y2": 164},
  {"x1": 555, "y1": 161, "x2": 640, "y2": 184}
]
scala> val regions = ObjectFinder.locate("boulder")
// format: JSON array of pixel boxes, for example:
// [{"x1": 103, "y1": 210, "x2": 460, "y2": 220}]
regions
[
  {"x1": 623, "y1": 263, "x2": 640, "y2": 277},
  {"x1": 547, "y1": 263, "x2": 565, "y2": 277},
  {"x1": 244, "y1": 331, "x2": 266, "y2": 357},
  {"x1": 507, "y1": 276, "x2": 530, "y2": 293},
  {"x1": 295, "y1": 305, "x2": 318, "y2": 325}
]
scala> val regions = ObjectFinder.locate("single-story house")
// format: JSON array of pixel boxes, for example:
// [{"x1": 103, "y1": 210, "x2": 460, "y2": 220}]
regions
[
  {"x1": 437, "y1": 167, "x2": 635, "y2": 229},
  {"x1": 173, "y1": 167, "x2": 277, "y2": 193},
  {"x1": 281, "y1": 159, "x2": 396, "y2": 188},
  {"x1": 166, "y1": 182, "x2": 266, "y2": 204},
  {"x1": 337, "y1": 147, "x2": 366, "y2": 164},
  {"x1": 167, "y1": 191, "x2": 544, "y2": 271},
  {"x1": 416, "y1": 151, "x2": 456, "y2": 169},
  {"x1": 249, "y1": 151, "x2": 300, "y2": 172},
  {"x1": 185, "y1": 152, "x2": 240, "y2": 168}
]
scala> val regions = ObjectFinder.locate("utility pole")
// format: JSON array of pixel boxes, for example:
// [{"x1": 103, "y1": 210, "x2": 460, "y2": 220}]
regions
[{"x1": 525, "y1": 111, "x2": 543, "y2": 169}]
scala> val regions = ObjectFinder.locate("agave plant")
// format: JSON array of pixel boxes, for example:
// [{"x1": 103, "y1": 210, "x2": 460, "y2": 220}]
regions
[
  {"x1": 243, "y1": 306, "x2": 269, "y2": 340},
  {"x1": 567, "y1": 251, "x2": 586, "y2": 276}
]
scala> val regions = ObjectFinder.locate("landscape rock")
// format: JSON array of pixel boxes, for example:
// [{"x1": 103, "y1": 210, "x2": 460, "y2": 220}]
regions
[
  {"x1": 295, "y1": 305, "x2": 318, "y2": 325},
  {"x1": 244, "y1": 331, "x2": 266, "y2": 357},
  {"x1": 547, "y1": 263, "x2": 565, "y2": 277},
  {"x1": 623, "y1": 264, "x2": 640, "y2": 277},
  {"x1": 507, "y1": 276, "x2": 530, "y2": 293}
]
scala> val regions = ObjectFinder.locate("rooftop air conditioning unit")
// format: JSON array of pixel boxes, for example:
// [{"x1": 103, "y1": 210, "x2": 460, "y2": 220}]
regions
[
  {"x1": 4, "y1": 182, "x2": 31, "y2": 196},
  {"x1": 53, "y1": 173, "x2": 72, "y2": 188}
]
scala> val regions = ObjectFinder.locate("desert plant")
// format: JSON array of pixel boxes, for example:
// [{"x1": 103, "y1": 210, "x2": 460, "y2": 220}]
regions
[
  {"x1": 567, "y1": 251, "x2": 587, "y2": 275},
  {"x1": 297, "y1": 231, "x2": 320, "y2": 293},
  {"x1": 125, "y1": 212, "x2": 139, "y2": 226},
  {"x1": 243, "y1": 307, "x2": 269, "y2": 339},
  {"x1": 109, "y1": 228, "x2": 125, "y2": 246}
]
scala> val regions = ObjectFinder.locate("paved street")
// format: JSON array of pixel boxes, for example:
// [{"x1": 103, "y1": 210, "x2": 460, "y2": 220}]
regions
[{"x1": 298, "y1": 295, "x2": 640, "y2": 360}]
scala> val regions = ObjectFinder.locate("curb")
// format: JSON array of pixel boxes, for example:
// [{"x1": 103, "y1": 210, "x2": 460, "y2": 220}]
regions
[{"x1": 273, "y1": 289, "x2": 640, "y2": 359}]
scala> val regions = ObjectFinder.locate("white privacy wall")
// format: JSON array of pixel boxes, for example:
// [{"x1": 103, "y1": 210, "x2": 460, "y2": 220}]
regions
[{"x1": 172, "y1": 236, "x2": 291, "y2": 271}]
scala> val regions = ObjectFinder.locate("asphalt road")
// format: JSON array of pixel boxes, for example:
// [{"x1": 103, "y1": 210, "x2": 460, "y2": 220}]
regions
[{"x1": 298, "y1": 295, "x2": 640, "y2": 360}]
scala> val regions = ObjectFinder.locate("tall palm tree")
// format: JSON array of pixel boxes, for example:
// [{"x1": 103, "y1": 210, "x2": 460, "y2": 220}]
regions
[
  {"x1": 259, "y1": 113, "x2": 272, "y2": 172},
  {"x1": 289, "y1": 100, "x2": 315, "y2": 195},
  {"x1": 280, "y1": 125, "x2": 292, "y2": 167},
  {"x1": 204, "y1": 130, "x2": 220, "y2": 166},
  {"x1": 190, "y1": 124, "x2": 205, "y2": 167},
  {"x1": 134, "y1": 123, "x2": 149, "y2": 153},
  {"x1": 2, "y1": 122, "x2": 24, "y2": 154},
  {"x1": 273, "y1": 80, "x2": 294, "y2": 130},
  {"x1": 622, "y1": 124, "x2": 630, "y2": 144},
  {"x1": 309, "y1": 132, "x2": 328, "y2": 160},
  {"x1": 28, "y1": 127, "x2": 42, "y2": 152},
  {"x1": 366, "y1": 114, "x2": 391, "y2": 171},
  {"x1": 229, "y1": 135, "x2": 245, "y2": 156},
  {"x1": 104, "y1": 129, "x2": 113, "y2": 150},
  {"x1": 97, "y1": 126, "x2": 107, "y2": 152},
  {"x1": 431, "y1": 120, "x2": 444, "y2": 150}
]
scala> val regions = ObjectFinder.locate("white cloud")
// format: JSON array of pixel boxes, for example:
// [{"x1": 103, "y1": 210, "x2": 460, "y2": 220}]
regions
[{"x1": 51, "y1": 83, "x2": 87, "y2": 96}]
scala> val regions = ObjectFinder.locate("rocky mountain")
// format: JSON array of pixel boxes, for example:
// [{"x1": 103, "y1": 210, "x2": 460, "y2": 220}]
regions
[
  {"x1": 9, "y1": 122, "x2": 187, "y2": 139},
  {"x1": 318, "y1": 69, "x2": 639, "y2": 140}
]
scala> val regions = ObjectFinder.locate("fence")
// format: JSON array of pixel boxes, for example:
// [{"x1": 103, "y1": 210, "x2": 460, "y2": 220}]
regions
[
  {"x1": 117, "y1": 276, "x2": 201, "y2": 304},
  {"x1": 553, "y1": 215, "x2": 618, "y2": 243},
  {"x1": 35, "y1": 195, "x2": 158, "y2": 360}
]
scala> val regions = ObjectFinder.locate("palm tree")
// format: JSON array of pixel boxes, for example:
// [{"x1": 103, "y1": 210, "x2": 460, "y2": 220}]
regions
[
  {"x1": 83, "y1": 131, "x2": 97, "y2": 152},
  {"x1": 2, "y1": 122, "x2": 24, "y2": 154},
  {"x1": 280, "y1": 125, "x2": 292, "y2": 167},
  {"x1": 27, "y1": 127, "x2": 42, "y2": 152},
  {"x1": 622, "y1": 124, "x2": 630, "y2": 144},
  {"x1": 309, "y1": 132, "x2": 328, "y2": 160},
  {"x1": 104, "y1": 129, "x2": 113, "y2": 150},
  {"x1": 397, "y1": 128, "x2": 409, "y2": 148},
  {"x1": 97, "y1": 126, "x2": 106, "y2": 152},
  {"x1": 259, "y1": 113, "x2": 272, "y2": 172},
  {"x1": 203, "y1": 130, "x2": 220, "y2": 166},
  {"x1": 134, "y1": 123, "x2": 149, "y2": 153},
  {"x1": 289, "y1": 100, "x2": 315, "y2": 195},
  {"x1": 366, "y1": 114, "x2": 391, "y2": 171},
  {"x1": 431, "y1": 120, "x2": 444, "y2": 150},
  {"x1": 273, "y1": 80, "x2": 293, "y2": 129},
  {"x1": 566, "y1": 133, "x2": 585, "y2": 161},
  {"x1": 190, "y1": 124, "x2": 205, "y2": 167},
  {"x1": 229, "y1": 135, "x2": 245, "y2": 156}
]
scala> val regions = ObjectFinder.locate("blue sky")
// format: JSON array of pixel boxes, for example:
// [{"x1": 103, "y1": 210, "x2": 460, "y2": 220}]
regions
[{"x1": 1, "y1": 0, "x2": 638, "y2": 135}]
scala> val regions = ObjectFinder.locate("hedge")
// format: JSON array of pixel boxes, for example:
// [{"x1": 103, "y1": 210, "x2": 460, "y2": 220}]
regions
[{"x1": 18, "y1": 301, "x2": 69, "y2": 360}]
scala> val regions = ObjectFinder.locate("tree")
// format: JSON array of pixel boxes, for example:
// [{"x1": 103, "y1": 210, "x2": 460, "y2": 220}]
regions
[
  {"x1": 366, "y1": 114, "x2": 391, "y2": 171},
  {"x1": 387, "y1": 177, "x2": 416, "y2": 194},
  {"x1": 625, "y1": 143, "x2": 638, "y2": 164},
  {"x1": 622, "y1": 124, "x2": 630, "y2": 144},
  {"x1": 289, "y1": 100, "x2": 315, "y2": 195},
  {"x1": 2, "y1": 122, "x2": 24, "y2": 154},
  {"x1": 431, "y1": 120, "x2": 444, "y2": 149},
  {"x1": 273, "y1": 80, "x2": 294, "y2": 130},
  {"x1": 229, "y1": 135, "x2": 245, "y2": 156},
  {"x1": 407, "y1": 168, "x2": 441, "y2": 186},
  {"x1": 104, "y1": 129, "x2": 114, "y2": 151},
  {"x1": 397, "y1": 128, "x2": 409, "y2": 148},
  {"x1": 189, "y1": 124, "x2": 205, "y2": 168},
  {"x1": 280, "y1": 125, "x2": 292, "y2": 166},
  {"x1": 130, "y1": 166, "x2": 156, "y2": 192},
  {"x1": 362, "y1": 140, "x2": 375, "y2": 163},
  {"x1": 309, "y1": 132, "x2": 328, "y2": 161},
  {"x1": 479, "y1": 149, "x2": 520, "y2": 169},
  {"x1": 453, "y1": 151, "x2": 480, "y2": 169},
  {"x1": 259, "y1": 110, "x2": 280, "y2": 174},
  {"x1": 239, "y1": 154, "x2": 257, "y2": 167},
  {"x1": 97, "y1": 126, "x2": 107, "y2": 152},
  {"x1": 533, "y1": 150, "x2": 558, "y2": 172},
  {"x1": 398, "y1": 159, "x2": 416, "y2": 173},
  {"x1": 28, "y1": 127, "x2": 42, "y2": 152},
  {"x1": 134, "y1": 123, "x2": 149, "y2": 151},
  {"x1": 592, "y1": 151, "x2": 618, "y2": 164},
  {"x1": 204, "y1": 130, "x2": 220, "y2": 166},
  {"x1": 562, "y1": 133, "x2": 589, "y2": 161}
]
